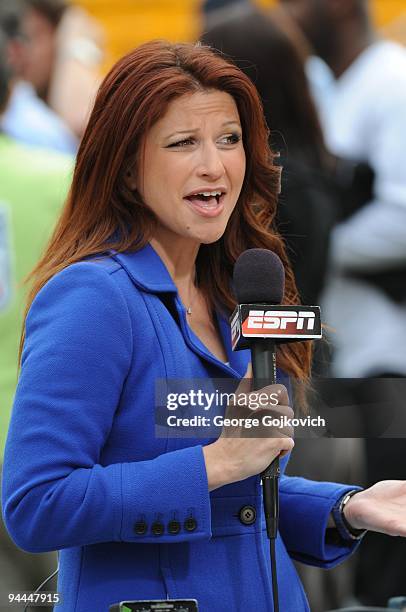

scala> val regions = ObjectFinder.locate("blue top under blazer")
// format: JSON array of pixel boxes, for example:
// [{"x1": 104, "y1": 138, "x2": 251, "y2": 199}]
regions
[{"x1": 2, "y1": 244, "x2": 360, "y2": 611}]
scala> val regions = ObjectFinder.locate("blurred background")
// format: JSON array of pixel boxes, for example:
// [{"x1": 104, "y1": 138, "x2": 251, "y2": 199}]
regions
[
  {"x1": 67, "y1": 0, "x2": 406, "y2": 65},
  {"x1": 1, "y1": 0, "x2": 406, "y2": 611}
]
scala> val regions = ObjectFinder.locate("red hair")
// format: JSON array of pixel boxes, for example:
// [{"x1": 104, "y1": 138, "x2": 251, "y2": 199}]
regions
[{"x1": 20, "y1": 40, "x2": 312, "y2": 385}]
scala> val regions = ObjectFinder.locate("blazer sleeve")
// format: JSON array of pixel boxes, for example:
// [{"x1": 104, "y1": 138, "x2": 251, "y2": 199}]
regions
[
  {"x1": 279, "y1": 474, "x2": 363, "y2": 568},
  {"x1": 1, "y1": 263, "x2": 212, "y2": 553}
]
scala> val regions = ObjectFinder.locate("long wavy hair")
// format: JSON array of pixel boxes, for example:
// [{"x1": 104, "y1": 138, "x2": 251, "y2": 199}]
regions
[{"x1": 20, "y1": 40, "x2": 312, "y2": 383}]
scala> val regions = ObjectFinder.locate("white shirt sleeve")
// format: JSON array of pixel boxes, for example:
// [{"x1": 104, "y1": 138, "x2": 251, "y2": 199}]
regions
[
  {"x1": 329, "y1": 81, "x2": 406, "y2": 272},
  {"x1": 330, "y1": 200, "x2": 406, "y2": 271}
]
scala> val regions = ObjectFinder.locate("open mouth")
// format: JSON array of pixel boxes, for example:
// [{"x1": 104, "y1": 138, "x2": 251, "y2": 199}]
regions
[{"x1": 184, "y1": 190, "x2": 225, "y2": 209}]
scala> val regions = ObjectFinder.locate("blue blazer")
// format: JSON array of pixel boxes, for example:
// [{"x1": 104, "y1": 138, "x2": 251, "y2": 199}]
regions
[{"x1": 2, "y1": 244, "x2": 360, "y2": 611}]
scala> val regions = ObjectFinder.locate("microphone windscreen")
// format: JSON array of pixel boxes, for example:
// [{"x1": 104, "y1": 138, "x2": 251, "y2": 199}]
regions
[{"x1": 233, "y1": 248, "x2": 285, "y2": 305}]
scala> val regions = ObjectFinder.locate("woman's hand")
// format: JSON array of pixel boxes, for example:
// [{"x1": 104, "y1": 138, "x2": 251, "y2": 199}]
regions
[
  {"x1": 344, "y1": 480, "x2": 406, "y2": 536},
  {"x1": 203, "y1": 364, "x2": 295, "y2": 491}
]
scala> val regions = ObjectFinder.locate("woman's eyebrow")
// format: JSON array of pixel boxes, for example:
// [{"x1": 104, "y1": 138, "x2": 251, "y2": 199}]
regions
[{"x1": 164, "y1": 121, "x2": 242, "y2": 141}]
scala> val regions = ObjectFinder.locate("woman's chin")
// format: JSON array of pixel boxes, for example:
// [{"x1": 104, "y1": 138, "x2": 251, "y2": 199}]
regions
[
  {"x1": 190, "y1": 224, "x2": 227, "y2": 245},
  {"x1": 198, "y1": 232, "x2": 225, "y2": 245}
]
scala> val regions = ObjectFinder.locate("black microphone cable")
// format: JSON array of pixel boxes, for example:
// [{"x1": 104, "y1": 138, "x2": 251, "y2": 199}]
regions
[
  {"x1": 252, "y1": 340, "x2": 280, "y2": 612},
  {"x1": 23, "y1": 553, "x2": 59, "y2": 612}
]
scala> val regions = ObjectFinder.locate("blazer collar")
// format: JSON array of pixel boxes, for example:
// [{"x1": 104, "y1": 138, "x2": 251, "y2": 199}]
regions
[
  {"x1": 111, "y1": 243, "x2": 177, "y2": 294},
  {"x1": 111, "y1": 243, "x2": 250, "y2": 377}
]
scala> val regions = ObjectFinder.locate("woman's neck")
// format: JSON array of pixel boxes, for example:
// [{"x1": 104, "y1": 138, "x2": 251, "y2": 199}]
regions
[{"x1": 149, "y1": 235, "x2": 199, "y2": 293}]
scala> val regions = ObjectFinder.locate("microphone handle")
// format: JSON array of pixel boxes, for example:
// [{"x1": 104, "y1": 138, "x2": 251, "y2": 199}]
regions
[
  {"x1": 251, "y1": 340, "x2": 280, "y2": 540},
  {"x1": 251, "y1": 340, "x2": 277, "y2": 386}
]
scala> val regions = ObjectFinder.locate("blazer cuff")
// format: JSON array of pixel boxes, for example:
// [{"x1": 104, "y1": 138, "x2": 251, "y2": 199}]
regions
[
  {"x1": 279, "y1": 476, "x2": 363, "y2": 568},
  {"x1": 120, "y1": 444, "x2": 212, "y2": 543}
]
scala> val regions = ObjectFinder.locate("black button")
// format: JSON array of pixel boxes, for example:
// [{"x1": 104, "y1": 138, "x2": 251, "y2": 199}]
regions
[
  {"x1": 239, "y1": 505, "x2": 256, "y2": 525},
  {"x1": 134, "y1": 521, "x2": 147, "y2": 535},
  {"x1": 151, "y1": 521, "x2": 165, "y2": 536},
  {"x1": 168, "y1": 520, "x2": 181, "y2": 535},
  {"x1": 184, "y1": 517, "x2": 197, "y2": 532}
]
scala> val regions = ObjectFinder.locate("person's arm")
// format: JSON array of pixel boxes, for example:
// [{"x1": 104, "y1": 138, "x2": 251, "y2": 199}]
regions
[
  {"x1": 329, "y1": 90, "x2": 406, "y2": 273},
  {"x1": 279, "y1": 474, "x2": 406, "y2": 567},
  {"x1": 1, "y1": 262, "x2": 212, "y2": 553},
  {"x1": 329, "y1": 199, "x2": 406, "y2": 272},
  {"x1": 278, "y1": 475, "x2": 363, "y2": 568}
]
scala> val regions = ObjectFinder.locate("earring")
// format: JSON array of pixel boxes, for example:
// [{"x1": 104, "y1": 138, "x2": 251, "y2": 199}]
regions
[{"x1": 125, "y1": 170, "x2": 136, "y2": 191}]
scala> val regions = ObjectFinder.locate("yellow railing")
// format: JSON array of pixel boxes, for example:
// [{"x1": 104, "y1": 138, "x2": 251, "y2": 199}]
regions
[
  {"x1": 73, "y1": 0, "x2": 201, "y2": 68},
  {"x1": 74, "y1": 0, "x2": 406, "y2": 69}
]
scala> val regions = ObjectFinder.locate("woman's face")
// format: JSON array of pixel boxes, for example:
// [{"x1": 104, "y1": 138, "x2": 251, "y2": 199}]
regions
[
  {"x1": 134, "y1": 89, "x2": 246, "y2": 246},
  {"x1": 20, "y1": 8, "x2": 56, "y2": 98}
]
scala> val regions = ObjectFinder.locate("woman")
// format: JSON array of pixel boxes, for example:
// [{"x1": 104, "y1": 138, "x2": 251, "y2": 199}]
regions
[{"x1": 2, "y1": 41, "x2": 406, "y2": 612}]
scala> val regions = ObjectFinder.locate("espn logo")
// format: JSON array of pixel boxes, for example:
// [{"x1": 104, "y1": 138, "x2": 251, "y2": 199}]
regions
[
  {"x1": 230, "y1": 304, "x2": 322, "y2": 350},
  {"x1": 247, "y1": 310, "x2": 315, "y2": 331}
]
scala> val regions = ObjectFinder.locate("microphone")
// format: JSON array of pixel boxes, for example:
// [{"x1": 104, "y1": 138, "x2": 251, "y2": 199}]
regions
[{"x1": 231, "y1": 249, "x2": 322, "y2": 539}]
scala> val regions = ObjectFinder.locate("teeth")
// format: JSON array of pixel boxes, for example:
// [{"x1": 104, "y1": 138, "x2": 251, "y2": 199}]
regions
[{"x1": 193, "y1": 191, "x2": 222, "y2": 197}]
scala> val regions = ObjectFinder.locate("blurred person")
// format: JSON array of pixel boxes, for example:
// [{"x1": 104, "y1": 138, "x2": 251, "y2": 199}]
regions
[
  {"x1": 18, "y1": 0, "x2": 104, "y2": 139},
  {"x1": 0, "y1": 0, "x2": 78, "y2": 153},
  {"x1": 3, "y1": 38, "x2": 406, "y2": 612},
  {"x1": 0, "y1": 27, "x2": 73, "y2": 609},
  {"x1": 280, "y1": 0, "x2": 406, "y2": 605},
  {"x1": 17, "y1": 0, "x2": 68, "y2": 102},
  {"x1": 279, "y1": 0, "x2": 406, "y2": 372}
]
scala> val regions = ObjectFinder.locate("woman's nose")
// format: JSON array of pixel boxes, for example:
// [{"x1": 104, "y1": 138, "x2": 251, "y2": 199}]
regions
[{"x1": 196, "y1": 143, "x2": 225, "y2": 179}]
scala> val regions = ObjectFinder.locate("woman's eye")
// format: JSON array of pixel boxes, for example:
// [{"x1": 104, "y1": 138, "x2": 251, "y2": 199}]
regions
[
  {"x1": 219, "y1": 133, "x2": 242, "y2": 145},
  {"x1": 168, "y1": 138, "x2": 195, "y2": 147},
  {"x1": 167, "y1": 133, "x2": 242, "y2": 148}
]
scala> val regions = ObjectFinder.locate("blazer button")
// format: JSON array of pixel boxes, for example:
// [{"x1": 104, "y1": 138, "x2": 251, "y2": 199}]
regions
[
  {"x1": 134, "y1": 521, "x2": 147, "y2": 535},
  {"x1": 239, "y1": 505, "x2": 256, "y2": 525},
  {"x1": 151, "y1": 521, "x2": 165, "y2": 536},
  {"x1": 184, "y1": 517, "x2": 197, "y2": 532},
  {"x1": 168, "y1": 520, "x2": 181, "y2": 535}
]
